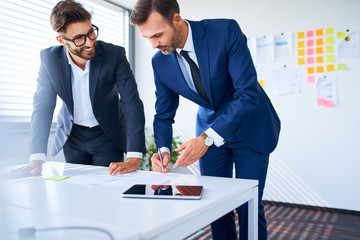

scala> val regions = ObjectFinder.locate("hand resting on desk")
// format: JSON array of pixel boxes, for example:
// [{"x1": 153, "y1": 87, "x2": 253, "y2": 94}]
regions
[
  {"x1": 5, "y1": 160, "x2": 44, "y2": 179},
  {"x1": 107, "y1": 157, "x2": 140, "y2": 175}
]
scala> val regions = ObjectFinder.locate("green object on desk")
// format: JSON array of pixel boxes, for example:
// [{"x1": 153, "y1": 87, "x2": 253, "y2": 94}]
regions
[{"x1": 45, "y1": 176, "x2": 70, "y2": 180}]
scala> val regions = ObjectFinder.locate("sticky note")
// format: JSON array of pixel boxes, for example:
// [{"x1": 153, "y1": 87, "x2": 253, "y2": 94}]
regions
[
  {"x1": 326, "y1": 37, "x2": 334, "y2": 44},
  {"x1": 306, "y1": 30, "x2": 314, "y2": 38},
  {"x1": 307, "y1": 67, "x2": 315, "y2": 74},
  {"x1": 326, "y1": 45, "x2": 334, "y2": 53},
  {"x1": 316, "y1": 66, "x2": 324, "y2": 73},
  {"x1": 326, "y1": 55, "x2": 335, "y2": 62},
  {"x1": 307, "y1": 57, "x2": 315, "y2": 64},
  {"x1": 307, "y1": 48, "x2": 314, "y2": 55},
  {"x1": 324, "y1": 100, "x2": 334, "y2": 108},
  {"x1": 325, "y1": 27, "x2": 334, "y2": 35},
  {"x1": 298, "y1": 49, "x2": 305, "y2": 56},
  {"x1": 298, "y1": 41, "x2": 305, "y2": 48},
  {"x1": 337, "y1": 31, "x2": 346, "y2": 39},
  {"x1": 45, "y1": 176, "x2": 70, "y2": 180},
  {"x1": 337, "y1": 63, "x2": 346, "y2": 70},
  {"x1": 316, "y1": 56, "x2": 324, "y2": 63},
  {"x1": 307, "y1": 75, "x2": 316, "y2": 84},
  {"x1": 258, "y1": 80, "x2": 265, "y2": 87},
  {"x1": 298, "y1": 32, "x2": 305, "y2": 39},
  {"x1": 317, "y1": 98, "x2": 325, "y2": 105},
  {"x1": 316, "y1": 38, "x2": 324, "y2": 46},
  {"x1": 316, "y1": 47, "x2": 323, "y2": 54},
  {"x1": 307, "y1": 39, "x2": 314, "y2": 47},
  {"x1": 327, "y1": 64, "x2": 335, "y2": 72},
  {"x1": 298, "y1": 58, "x2": 305, "y2": 65},
  {"x1": 316, "y1": 29, "x2": 324, "y2": 36}
]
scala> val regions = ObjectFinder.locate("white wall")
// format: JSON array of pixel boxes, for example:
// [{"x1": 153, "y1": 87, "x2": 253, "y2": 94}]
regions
[{"x1": 132, "y1": 0, "x2": 360, "y2": 211}]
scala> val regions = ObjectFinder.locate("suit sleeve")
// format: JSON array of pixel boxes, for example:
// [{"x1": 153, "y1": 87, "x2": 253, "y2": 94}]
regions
[
  {"x1": 152, "y1": 60, "x2": 179, "y2": 150},
  {"x1": 115, "y1": 49, "x2": 146, "y2": 153},
  {"x1": 210, "y1": 20, "x2": 260, "y2": 141},
  {"x1": 29, "y1": 50, "x2": 57, "y2": 155}
]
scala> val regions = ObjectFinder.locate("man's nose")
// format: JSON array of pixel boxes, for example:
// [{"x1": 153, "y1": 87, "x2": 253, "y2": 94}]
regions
[{"x1": 150, "y1": 39, "x2": 159, "y2": 49}]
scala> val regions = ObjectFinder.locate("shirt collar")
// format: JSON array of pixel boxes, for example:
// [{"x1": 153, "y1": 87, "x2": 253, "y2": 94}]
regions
[
  {"x1": 66, "y1": 49, "x2": 90, "y2": 72},
  {"x1": 176, "y1": 20, "x2": 195, "y2": 54}
]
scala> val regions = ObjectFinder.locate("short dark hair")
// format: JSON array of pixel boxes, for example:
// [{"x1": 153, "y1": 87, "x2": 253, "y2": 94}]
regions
[
  {"x1": 130, "y1": 0, "x2": 180, "y2": 26},
  {"x1": 50, "y1": 0, "x2": 92, "y2": 33}
]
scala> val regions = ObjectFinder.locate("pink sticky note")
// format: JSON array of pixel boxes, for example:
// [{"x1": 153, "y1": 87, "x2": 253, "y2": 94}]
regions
[
  {"x1": 324, "y1": 100, "x2": 334, "y2": 108},
  {"x1": 306, "y1": 30, "x2": 314, "y2": 38},
  {"x1": 307, "y1": 57, "x2": 315, "y2": 64},
  {"x1": 307, "y1": 48, "x2": 314, "y2": 55},
  {"x1": 317, "y1": 98, "x2": 325, "y2": 105},
  {"x1": 307, "y1": 75, "x2": 315, "y2": 84},
  {"x1": 307, "y1": 39, "x2": 314, "y2": 47}
]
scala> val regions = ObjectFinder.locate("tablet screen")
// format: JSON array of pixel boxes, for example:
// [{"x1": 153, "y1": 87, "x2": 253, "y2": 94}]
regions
[{"x1": 121, "y1": 184, "x2": 203, "y2": 200}]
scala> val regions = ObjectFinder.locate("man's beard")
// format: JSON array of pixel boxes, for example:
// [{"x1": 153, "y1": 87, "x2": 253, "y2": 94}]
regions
[
  {"x1": 159, "y1": 28, "x2": 182, "y2": 55},
  {"x1": 67, "y1": 41, "x2": 97, "y2": 60}
]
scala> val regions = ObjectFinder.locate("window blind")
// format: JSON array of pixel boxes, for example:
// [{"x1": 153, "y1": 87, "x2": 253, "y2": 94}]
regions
[{"x1": 0, "y1": 0, "x2": 130, "y2": 122}]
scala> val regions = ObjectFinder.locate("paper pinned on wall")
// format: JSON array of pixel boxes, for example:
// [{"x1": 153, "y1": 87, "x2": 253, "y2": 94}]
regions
[
  {"x1": 256, "y1": 35, "x2": 275, "y2": 63},
  {"x1": 269, "y1": 66, "x2": 301, "y2": 95},
  {"x1": 316, "y1": 75, "x2": 338, "y2": 107},
  {"x1": 337, "y1": 29, "x2": 360, "y2": 59},
  {"x1": 274, "y1": 33, "x2": 292, "y2": 60}
]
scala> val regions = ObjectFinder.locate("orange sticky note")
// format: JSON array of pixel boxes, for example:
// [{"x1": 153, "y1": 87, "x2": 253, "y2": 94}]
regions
[
  {"x1": 307, "y1": 67, "x2": 315, "y2": 74},
  {"x1": 316, "y1": 29, "x2": 324, "y2": 36},
  {"x1": 316, "y1": 56, "x2": 324, "y2": 63},
  {"x1": 326, "y1": 37, "x2": 334, "y2": 44},
  {"x1": 317, "y1": 66, "x2": 324, "y2": 73},
  {"x1": 298, "y1": 49, "x2": 305, "y2": 56},
  {"x1": 307, "y1": 75, "x2": 316, "y2": 84},
  {"x1": 326, "y1": 45, "x2": 334, "y2": 53},
  {"x1": 316, "y1": 47, "x2": 323, "y2": 54},
  {"x1": 327, "y1": 64, "x2": 335, "y2": 72},
  {"x1": 298, "y1": 32, "x2": 305, "y2": 39},
  {"x1": 325, "y1": 27, "x2": 334, "y2": 35},
  {"x1": 298, "y1": 41, "x2": 305, "y2": 48},
  {"x1": 298, "y1": 58, "x2": 305, "y2": 65},
  {"x1": 316, "y1": 38, "x2": 324, "y2": 45},
  {"x1": 326, "y1": 55, "x2": 335, "y2": 62}
]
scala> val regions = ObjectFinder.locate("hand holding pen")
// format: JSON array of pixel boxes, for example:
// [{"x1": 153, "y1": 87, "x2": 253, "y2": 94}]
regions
[{"x1": 151, "y1": 149, "x2": 171, "y2": 173}]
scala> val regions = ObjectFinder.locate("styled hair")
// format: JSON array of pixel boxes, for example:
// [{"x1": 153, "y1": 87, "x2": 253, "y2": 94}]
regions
[
  {"x1": 50, "y1": 0, "x2": 92, "y2": 33},
  {"x1": 130, "y1": 0, "x2": 180, "y2": 25}
]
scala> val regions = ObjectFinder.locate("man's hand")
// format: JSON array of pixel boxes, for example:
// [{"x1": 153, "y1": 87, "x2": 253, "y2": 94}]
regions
[
  {"x1": 5, "y1": 160, "x2": 44, "y2": 179},
  {"x1": 151, "y1": 152, "x2": 171, "y2": 173},
  {"x1": 173, "y1": 136, "x2": 209, "y2": 168},
  {"x1": 107, "y1": 157, "x2": 140, "y2": 175}
]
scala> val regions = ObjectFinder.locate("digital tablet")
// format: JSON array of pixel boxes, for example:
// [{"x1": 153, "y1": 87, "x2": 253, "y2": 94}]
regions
[{"x1": 121, "y1": 184, "x2": 204, "y2": 200}]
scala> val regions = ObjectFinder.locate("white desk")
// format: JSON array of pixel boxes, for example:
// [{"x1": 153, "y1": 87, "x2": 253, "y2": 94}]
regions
[{"x1": 4, "y1": 162, "x2": 258, "y2": 240}]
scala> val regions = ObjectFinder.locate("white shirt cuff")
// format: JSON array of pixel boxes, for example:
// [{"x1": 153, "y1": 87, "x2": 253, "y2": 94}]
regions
[
  {"x1": 205, "y1": 128, "x2": 225, "y2": 147},
  {"x1": 159, "y1": 147, "x2": 171, "y2": 155},
  {"x1": 29, "y1": 153, "x2": 46, "y2": 162},
  {"x1": 126, "y1": 152, "x2": 143, "y2": 159}
]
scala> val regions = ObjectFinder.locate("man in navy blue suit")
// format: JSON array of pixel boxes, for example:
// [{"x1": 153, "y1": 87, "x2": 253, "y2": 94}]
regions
[
  {"x1": 130, "y1": 0, "x2": 280, "y2": 239},
  {"x1": 9, "y1": 0, "x2": 145, "y2": 177}
]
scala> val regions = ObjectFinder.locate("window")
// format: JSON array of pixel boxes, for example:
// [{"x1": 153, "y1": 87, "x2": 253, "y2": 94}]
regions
[{"x1": 0, "y1": 0, "x2": 131, "y2": 122}]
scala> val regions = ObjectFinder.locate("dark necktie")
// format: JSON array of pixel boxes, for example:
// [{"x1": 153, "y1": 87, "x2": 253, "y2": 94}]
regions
[{"x1": 180, "y1": 50, "x2": 210, "y2": 102}]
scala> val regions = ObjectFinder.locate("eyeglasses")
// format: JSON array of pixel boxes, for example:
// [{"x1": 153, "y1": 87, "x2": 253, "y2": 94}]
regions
[{"x1": 60, "y1": 24, "x2": 99, "y2": 47}]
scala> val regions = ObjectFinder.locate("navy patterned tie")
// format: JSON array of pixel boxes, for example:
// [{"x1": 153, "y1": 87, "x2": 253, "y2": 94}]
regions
[{"x1": 180, "y1": 50, "x2": 210, "y2": 102}]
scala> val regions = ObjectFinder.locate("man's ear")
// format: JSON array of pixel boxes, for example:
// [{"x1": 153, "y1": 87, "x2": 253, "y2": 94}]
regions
[
  {"x1": 173, "y1": 13, "x2": 182, "y2": 27},
  {"x1": 56, "y1": 35, "x2": 65, "y2": 46}
]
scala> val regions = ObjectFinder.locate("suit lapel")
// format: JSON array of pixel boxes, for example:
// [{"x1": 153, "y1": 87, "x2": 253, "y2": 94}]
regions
[
  {"x1": 188, "y1": 20, "x2": 213, "y2": 106},
  {"x1": 89, "y1": 44, "x2": 104, "y2": 104},
  {"x1": 59, "y1": 47, "x2": 74, "y2": 114}
]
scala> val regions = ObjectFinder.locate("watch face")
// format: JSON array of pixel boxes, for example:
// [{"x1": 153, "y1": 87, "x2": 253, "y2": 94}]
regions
[{"x1": 205, "y1": 137, "x2": 214, "y2": 146}]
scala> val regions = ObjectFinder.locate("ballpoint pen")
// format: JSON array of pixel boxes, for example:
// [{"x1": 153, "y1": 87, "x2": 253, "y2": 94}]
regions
[{"x1": 157, "y1": 149, "x2": 165, "y2": 173}]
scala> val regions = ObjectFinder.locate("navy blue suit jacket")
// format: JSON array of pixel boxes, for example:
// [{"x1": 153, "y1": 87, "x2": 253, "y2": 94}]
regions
[
  {"x1": 152, "y1": 19, "x2": 280, "y2": 154},
  {"x1": 30, "y1": 41, "x2": 146, "y2": 156}
]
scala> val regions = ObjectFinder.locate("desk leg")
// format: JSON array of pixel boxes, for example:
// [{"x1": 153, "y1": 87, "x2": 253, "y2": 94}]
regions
[{"x1": 248, "y1": 186, "x2": 258, "y2": 240}]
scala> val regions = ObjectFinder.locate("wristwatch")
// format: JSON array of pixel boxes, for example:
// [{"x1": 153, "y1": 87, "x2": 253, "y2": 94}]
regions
[{"x1": 200, "y1": 132, "x2": 214, "y2": 147}]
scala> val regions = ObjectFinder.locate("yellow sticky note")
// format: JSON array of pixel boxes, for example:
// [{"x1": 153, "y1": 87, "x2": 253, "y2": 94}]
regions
[
  {"x1": 326, "y1": 37, "x2": 334, "y2": 44},
  {"x1": 307, "y1": 67, "x2": 315, "y2": 74},
  {"x1": 316, "y1": 28, "x2": 324, "y2": 36},
  {"x1": 258, "y1": 80, "x2": 265, "y2": 87},
  {"x1": 298, "y1": 41, "x2": 305, "y2": 48},
  {"x1": 298, "y1": 58, "x2": 305, "y2": 65},
  {"x1": 337, "y1": 31, "x2": 346, "y2": 39},
  {"x1": 337, "y1": 63, "x2": 346, "y2": 70},
  {"x1": 316, "y1": 56, "x2": 324, "y2": 63},
  {"x1": 326, "y1": 45, "x2": 334, "y2": 53},
  {"x1": 297, "y1": 32, "x2": 305, "y2": 39},
  {"x1": 327, "y1": 64, "x2": 335, "y2": 72},
  {"x1": 317, "y1": 66, "x2": 324, "y2": 73},
  {"x1": 45, "y1": 176, "x2": 70, "y2": 180},
  {"x1": 326, "y1": 55, "x2": 335, "y2": 62},
  {"x1": 298, "y1": 49, "x2": 305, "y2": 56},
  {"x1": 316, "y1": 38, "x2": 324, "y2": 46},
  {"x1": 316, "y1": 47, "x2": 324, "y2": 54},
  {"x1": 325, "y1": 27, "x2": 334, "y2": 35}
]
